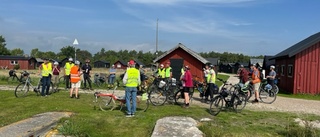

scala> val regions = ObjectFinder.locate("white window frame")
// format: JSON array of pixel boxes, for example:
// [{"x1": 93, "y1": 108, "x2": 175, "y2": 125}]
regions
[
  {"x1": 287, "y1": 64, "x2": 293, "y2": 78},
  {"x1": 10, "y1": 60, "x2": 19, "y2": 65}
]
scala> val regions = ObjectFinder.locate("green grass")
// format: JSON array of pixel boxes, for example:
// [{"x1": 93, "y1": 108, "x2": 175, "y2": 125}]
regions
[
  {"x1": 278, "y1": 93, "x2": 320, "y2": 101},
  {"x1": 1, "y1": 90, "x2": 320, "y2": 136}
]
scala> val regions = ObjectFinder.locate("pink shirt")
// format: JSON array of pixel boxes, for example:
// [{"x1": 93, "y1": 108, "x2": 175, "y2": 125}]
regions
[{"x1": 182, "y1": 70, "x2": 193, "y2": 87}]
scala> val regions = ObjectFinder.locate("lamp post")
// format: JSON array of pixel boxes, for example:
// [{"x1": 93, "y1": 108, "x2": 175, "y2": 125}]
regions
[{"x1": 73, "y1": 39, "x2": 79, "y2": 62}]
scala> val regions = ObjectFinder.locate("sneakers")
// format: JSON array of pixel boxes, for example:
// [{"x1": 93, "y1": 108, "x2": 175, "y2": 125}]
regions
[
  {"x1": 252, "y1": 99, "x2": 259, "y2": 103},
  {"x1": 125, "y1": 113, "x2": 135, "y2": 117},
  {"x1": 182, "y1": 104, "x2": 189, "y2": 108}
]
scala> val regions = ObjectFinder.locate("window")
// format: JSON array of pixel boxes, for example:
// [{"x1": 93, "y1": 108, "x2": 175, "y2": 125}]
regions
[
  {"x1": 288, "y1": 65, "x2": 293, "y2": 77},
  {"x1": 280, "y1": 65, "x2": 285, "y2": 76},
  {"x1": 10, "y1": 60, "x2": 19, "y2": 65}
]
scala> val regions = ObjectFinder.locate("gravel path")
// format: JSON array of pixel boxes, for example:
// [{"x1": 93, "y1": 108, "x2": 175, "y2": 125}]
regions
[{"x1": 3, "y1": 75, "x2": 320, "y2": 116}]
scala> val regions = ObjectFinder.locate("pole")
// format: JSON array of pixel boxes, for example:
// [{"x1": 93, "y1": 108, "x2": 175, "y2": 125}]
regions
[
  {"x1": 74, "y1": 46, "x2": 76, "y2": 62},
  {"x1": 156, "y1": 18, "x2": 159, "y2": 58}
]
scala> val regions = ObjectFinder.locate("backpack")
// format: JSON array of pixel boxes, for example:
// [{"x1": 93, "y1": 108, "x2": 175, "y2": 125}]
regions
[{"x1": 258, "y1": 68, "x2": 264, "y2": 80}]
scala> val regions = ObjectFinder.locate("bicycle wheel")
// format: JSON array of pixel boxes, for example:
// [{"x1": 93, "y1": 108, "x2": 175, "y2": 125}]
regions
[
  {"x1": 273, "y1": 85, "x2": 279, "y2": 94},
  {"x1": 259, "y1": 89, "x2": 277, "y2": 104},
  {"x1": 15, "y1": 83, "x2": 30, "y2": 98},
  {"x1": 98, "y1": 96, "x2": 114, "y2": 111},
  {"x1": 246, "y1": 84, "x2": 253, "y2": 101},
  {"x1": 174, "y1": 89, "x2": 185, "y2": 105},
  {"x1": 233, "y1": 93, "x2": 247, "y2": 112},
  {"x1": 209, "y1": 95, "x2": 224, "y2": 116},
  {"x1": 38, "y1": 81, "x2": 55, "y2": 95},
  {"x1": 137, "y1": 96, "x2": 149, "y2": 112},
  {"x1": 148, "y1": 85, "x2": 167, "y2": 106}
]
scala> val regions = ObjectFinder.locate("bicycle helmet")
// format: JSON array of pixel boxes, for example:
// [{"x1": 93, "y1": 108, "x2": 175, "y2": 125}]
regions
[
  {"x1": 68, "y1": 58, "x2": 73, "y2": 61},
  {"x1": 53, "y1": 61, "x2": 59, "y2": 65}
]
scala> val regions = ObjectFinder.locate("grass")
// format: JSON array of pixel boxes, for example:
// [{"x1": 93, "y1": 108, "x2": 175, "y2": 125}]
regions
[{"x1": 1, "y1": 72, "x2": 320, "y2": 136}]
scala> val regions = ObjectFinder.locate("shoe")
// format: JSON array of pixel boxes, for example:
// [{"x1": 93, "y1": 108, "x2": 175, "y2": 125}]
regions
[
  {"x1": 75, "y1": 96, "x2": 79, "y2": 99},
  {"x1": 70, "y1": 96, "x2": 73, "y2": 98},
  {"x1": 126, "y1": 114, "x2": 133, "y2": 117},
  {"x1": 182, "y1": 104, "x2": 189, "y2": 108},
  {"x1": 252, "y1": 99, "x2": 259, "y2": 103},
  {"x1": 131, "y1": 114, "x2": 135, "y2": 117}
]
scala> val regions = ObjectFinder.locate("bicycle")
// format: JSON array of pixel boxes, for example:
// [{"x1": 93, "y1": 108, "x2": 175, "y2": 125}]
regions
[
  {"x1": 173, "y1": 80, "x2": 194, "y2": 106},
  {"x1": 93, "y1": 82, "x2": 149, "y2": 112},
  {"x1": 147, "y1": 75, "x2": 177, "y2": 106},
  {"x1": 245, "y1": 79, "x2": 277, "y2": 104},
  {"x1": 209, "y1": 78, "x2": 247, "y2": 116},
  {"x1": 14, "y1": 72, "x2": 56, "y2": 97},
  {"x1": 93, "y1": 73, "x2": 107, "y2": 87},
  {"x1": 7, "y1": 70, "x2": 28, "y2": 83}
]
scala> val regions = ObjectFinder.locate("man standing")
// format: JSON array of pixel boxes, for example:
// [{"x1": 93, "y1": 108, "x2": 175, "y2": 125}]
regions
[
  {"x1": 81, "y1": 59, "x2": 93, "y2": 90},
  {"x1": 64, "y1": 58, "x2": 74, "y2": 89},
  {"x1": 108, "y1": 65, "x2": 116, "y2": 88},
  {"x1": 204, "y1": 65, "x2": 216, "y2": 103},
  {"x1": 38, "y1": 58, "x2": 52, "y2": 96},
  {"x1": 251, "y1": 64, "x2": 261, "y2": 103},
  {"x1": 157, "y1": 64, "x2": 166, "y2": 78},
  {"x1": 70, "y1": 61, "x2": 82, "y2": 99},
  {"x1": 52, "y1": 61, "x2": 60, "y2": 90},
  {"x1": 165, "y1": 61, "x2": 172, "y2": 80},
  {"x1": 123, "y1": 60, "x2": 140, "y2": 117},
  {"x1": 266, "y1": 65, "x2": 276, "y2": 88}
]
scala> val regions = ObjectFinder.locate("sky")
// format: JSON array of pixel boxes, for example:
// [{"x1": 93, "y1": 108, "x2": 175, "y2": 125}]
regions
[{"x1": 1, "y1": 0, "x2": 320, "y2": 56}]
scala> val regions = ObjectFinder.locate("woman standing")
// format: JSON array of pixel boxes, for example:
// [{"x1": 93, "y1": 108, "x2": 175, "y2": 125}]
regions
[{"x1": 181, "y1": 65, "x2": 193, "y2": 108}]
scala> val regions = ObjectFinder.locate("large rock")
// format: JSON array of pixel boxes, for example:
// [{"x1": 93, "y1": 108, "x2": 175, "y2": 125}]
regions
[{"x1": 152, "y1": 116, "x2": 203, "y2": 137}]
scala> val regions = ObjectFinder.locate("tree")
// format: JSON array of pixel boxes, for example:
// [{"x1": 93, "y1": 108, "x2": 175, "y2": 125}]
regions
[
  {"x1": 0, "y1": 35, "x2": 10, "y2": 55},
  {"x1": 57, "y1": 46, "x2": 76, "y2": 60},
  {"x1": 10, "y1": 48, "x2": 24, "y2": 56},
  {"x1": 76, "y1": 49, "x2": 92, "y2": 62}
]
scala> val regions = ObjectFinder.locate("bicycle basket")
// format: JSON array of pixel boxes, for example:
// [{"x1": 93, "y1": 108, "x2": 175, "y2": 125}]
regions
[
  {"x1": 158, "y1": 80, "x2": 166, "y2": 88},
  {"x1": 171, "y1": 78, "x2": 176, "y2": 86}
]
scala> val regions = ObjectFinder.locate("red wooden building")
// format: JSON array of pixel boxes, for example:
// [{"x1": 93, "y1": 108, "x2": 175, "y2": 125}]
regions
[
  {"x1": 272, "y1": 32, "x2": 320, "y2": 94},
  {"x1": 0, "y1": 56, "x2": 37, "y2": 70},
  {"x1": 153, "y1": 43, "x2": 209, "y2": 82},
  {"x1": 113, "y1": 60, "x2": 128, "y2": 69}
]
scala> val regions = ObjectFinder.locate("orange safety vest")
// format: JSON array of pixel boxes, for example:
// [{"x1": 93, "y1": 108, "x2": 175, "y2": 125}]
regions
[
  {"x1": 251, "y1": 69, "x2": 261, "y2": 84},
  {"x1": 70, "y1": 66, "x2": 81, "y2": 83}
]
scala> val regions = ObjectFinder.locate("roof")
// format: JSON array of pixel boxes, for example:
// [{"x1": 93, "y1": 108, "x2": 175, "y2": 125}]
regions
[
  {"x1": 272, "y1": 32, "x2": 320, "y2": 59},
  {"x1": 94, "y1": 60, "x2": 109, "y2": 64},
  {"x1": 153, "y1": 43, "x2": 209, "y2": 64},
  {"x1": 0, "y1": 55, "x2": 31, "y2": 60},
  {"x1": 249, "y1": 58, "x2": 263, "y2": 67},
  {"x1": 205, "y1": 58, "x2": 220, "y2": 66},
  {"x1": 134, "y1": 59, "x2": 144, "y2": 66}
]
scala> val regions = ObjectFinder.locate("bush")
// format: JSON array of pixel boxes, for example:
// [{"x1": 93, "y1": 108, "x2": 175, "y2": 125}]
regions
[{"x1": 13, "y1": 64, "x2": 20, "y2": 70}]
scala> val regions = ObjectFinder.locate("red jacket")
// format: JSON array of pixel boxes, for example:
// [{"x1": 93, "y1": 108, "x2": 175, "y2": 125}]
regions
[{"x1": 182, "y1": 70, "x2": 193, "y2": 87}]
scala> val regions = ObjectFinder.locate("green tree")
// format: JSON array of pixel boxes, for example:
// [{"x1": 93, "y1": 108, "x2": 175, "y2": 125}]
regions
[
  {"x1": 57, "y1": 46, "x2": 75, "y2": 60},
  {"x1": 30, "y1": 48, "x2": 40, "y2": 57},
  {"x1": 76, "y1": 49, "x2": 92, "y2": 62},
  {"x1": 0, "y1": 35, "x2": 11, "y2": 55},
  {"x1": 10, "y1": 48, "x2": 24, "y2": 56}
]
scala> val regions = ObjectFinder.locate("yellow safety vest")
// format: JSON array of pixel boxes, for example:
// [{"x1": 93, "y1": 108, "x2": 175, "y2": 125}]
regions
[
  {"x1": 207, "y1": 69, "x2": 216, "y2": 83},
  {"x1": 181, "y1": 68, "x2": 185, "y2": 75},
  {"x1": 165, "y1": 67, "x2": 172, "y2": 78},
  {"x1": 158, "y1": 68, "x2": 166, "y2": 78},
  {"x1": 65, "y1": 62, "x2": 74, "y2": 75},
  {"x1": 126, "y1": 68, "x2": 140, "y2": 87},
  {"x1": 41, "y1": 63, "x2": 52, "y2": 77}
]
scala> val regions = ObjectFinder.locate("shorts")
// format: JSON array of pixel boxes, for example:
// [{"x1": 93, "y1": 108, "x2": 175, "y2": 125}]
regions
[
  {"x1": 183, "y1": 87, "x2": 192, "y2": 93},
  {"x1": 253, "y1": 83, "x2": 261, "y2": 92},
  {"x1": 71, "y1": 81, "x2": 81, "y2": 88}
]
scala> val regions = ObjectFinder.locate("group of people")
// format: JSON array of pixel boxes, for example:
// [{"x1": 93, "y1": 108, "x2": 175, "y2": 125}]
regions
[{"x1": 237, "y1": 64, "x2": 277, "y2": 103}]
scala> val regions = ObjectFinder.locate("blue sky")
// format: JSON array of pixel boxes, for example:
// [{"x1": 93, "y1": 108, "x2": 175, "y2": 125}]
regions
[{"x1": 1, "y1": 0, "x2": 320, "y2": 56}]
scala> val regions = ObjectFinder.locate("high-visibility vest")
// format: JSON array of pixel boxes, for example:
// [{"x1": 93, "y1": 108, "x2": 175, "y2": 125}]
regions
[
  {"x1": 165, "y1": 67, "x2": 172, "y2": 78},
  {"x1": 207, "y1": 69, "x2": 216, "y2": 83},
  {"x1": 126, "y1": 68, "x2": 139, "y2": 87},
  {"x1": 181, "y1": 68, "x2": 185, "y2": 75},
  {"x1": 158, "y1": 68, "x2": 166, "y2": 78},
  {"x1": 41, "y1": 63, "x2": 52, "y2": 77},
  {"x1": 65, "y1": 62, "x2": 74, "y2": 75},
  {"x1": 70, "y1": 66, "x2": 81, "y2": 83}
]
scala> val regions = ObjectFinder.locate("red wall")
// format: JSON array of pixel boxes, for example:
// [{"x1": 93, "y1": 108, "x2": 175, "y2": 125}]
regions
[
  {"x1": 159, "y1": 48, "x2": 206, "y2": 82},
  {"x1": 276, "y1": 57, "x2": 295, "y2": 93},
  {"x1": 294, "y1": 42, "x2": 320, "y2": 94},
  {"x1": 0, "y1": 60, "x2": 30, "y2": 70}
]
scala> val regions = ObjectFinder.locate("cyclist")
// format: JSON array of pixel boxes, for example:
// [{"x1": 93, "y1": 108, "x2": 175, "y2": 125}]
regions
[
  {"x1": 38, "y1": 58, "x2": 52, "y2": 96},
  {"x1": 204, "y1": 65, "x2": 217, "y2": 103},
  {"x1": 64, "y1": 58, "x2": 74, "y2": 89},
  {"x1": 165, "y1": 61, "x2": 172, "y2": 80},
  {"x1": 81, "y1": 59, "x2": 93, "y2": 90},
  {"x1": 123, "y1": 60, "x2": 141, "y2": 117},
  {"x1": 250, "y1": 64, "x2": 261, "y2": 103},
  {"x1": 266, "y1": 65, "x2": 276, "y2": 88},
  {"x1": 180, "y1": 65, "x2": 193, "y2": 108},
  {"x1": 108, "y1": 64, "x2": 116, "y2": 88},
  {"x1": 238, "y1": 65, "x2": 249, "y2": 84},
  {"x1": 70, "y1": 61, "x2": 82, "y2": 99},
  {"x1": 52, "y1": 61, "x2": 60, "y2": 89},
  {"x1": 156, "y1": 64, "x2": 166, "y2": 79}
]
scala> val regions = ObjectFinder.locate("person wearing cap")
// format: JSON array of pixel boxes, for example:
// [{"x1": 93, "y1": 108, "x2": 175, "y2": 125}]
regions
[
  {"x1": 38, "y1": 58, "x2": 52, "y2": 96},
  {"x1": 165, "y1": 61, "x2": 172, "y2": 79},
  {"x1": 52, "y1": 61, "x2": 60, "y2": 90},
  {"x1": 157, "y1": 64, "x2": 166, "y2": 78},
  {"x1": 181, "y1": 65, "x2": 193, "y2": 108},
  {"x1": 204, "y1": 64, "x2": 217, "y2": 103},
  {"x1": 64, "y1": 58, "x2": 74, "y2": 89},
  {"x1": 123, "y1": 60, "x2": 141, "y2": 117},
  {"x1": 70, "y1": 60, "x2": 82, "y2": 99},
  {"x1": 108, "y1": 64, "x2": 117, "y2": 88},
  {"x1": 266, "y1": 65, "x2": 276, "y2": 88},
  {"x1": 238, "y1": 65, "x2": 249, "y2": 84},
  {"x1": 250, "y1": 64, "x2": 261, "y2": 103},
  {"x1": 81, "y1": 59, "x2": 93, "y2": 90}
]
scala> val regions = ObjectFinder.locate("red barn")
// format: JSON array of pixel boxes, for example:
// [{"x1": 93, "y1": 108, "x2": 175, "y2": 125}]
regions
[
  {"x1": 272, "y1": 32, "x2": 320, "y2": 94},
  {"x1": 153, "y1": 43, "x2": 209, "y2": 82},
  {"x1": 0, "y1": 55, "x2": 37, "y2": 70},
  {"x1": 113, "y1": 60, "x2": 128, "y2": 69}
]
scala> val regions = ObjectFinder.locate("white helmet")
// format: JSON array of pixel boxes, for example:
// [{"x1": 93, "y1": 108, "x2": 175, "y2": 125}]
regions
[
  {"x1": 75, "y1": 61, "x2": 80, "y2": 65},
  {"x1": 68, "y1": 58, "x2": 73, "y2": 61},
  {"x1": 53, "y1": 61, "x2": 59, "y2": 65}
]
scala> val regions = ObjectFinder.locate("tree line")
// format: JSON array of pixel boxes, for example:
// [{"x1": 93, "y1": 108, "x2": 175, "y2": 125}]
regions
[{"x1": 0, "y1": 35, "x2": 263, "y2": 66}]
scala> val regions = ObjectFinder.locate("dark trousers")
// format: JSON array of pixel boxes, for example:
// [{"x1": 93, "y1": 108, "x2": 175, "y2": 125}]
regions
[
  {"x1": 41, "y1": 76, "x2": 51, "y2": 96},
  {"x1": 65, "y1": 75, "x2": 71, "y2": 88},
  {"x1": 83, "y1": 74, "x2": 92, "y2": 88},
  {"x1": 205, "y1": 83, "x2": 216, "y2": 100}
]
